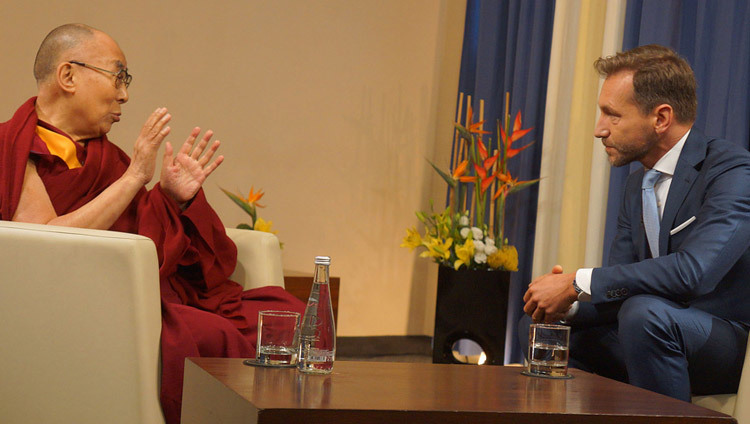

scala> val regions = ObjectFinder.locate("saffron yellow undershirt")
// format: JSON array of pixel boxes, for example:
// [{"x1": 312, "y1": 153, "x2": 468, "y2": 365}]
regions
[{"x1": 35, "y1": 125, "x2": 82, "y2": 169}]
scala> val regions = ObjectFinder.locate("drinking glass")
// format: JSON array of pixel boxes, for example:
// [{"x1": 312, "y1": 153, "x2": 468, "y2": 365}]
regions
[
  {"x1": 256, "y1": 310, "x2": 300, "y2": 366},
  {"x1": 525, "y1": 323, "x2": 571, "y2": 378}
]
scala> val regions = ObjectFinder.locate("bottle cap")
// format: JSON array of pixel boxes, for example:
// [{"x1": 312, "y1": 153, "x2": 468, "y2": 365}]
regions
[{"x1": 314, "y1": 256, "x2": 331, "y2": 265}]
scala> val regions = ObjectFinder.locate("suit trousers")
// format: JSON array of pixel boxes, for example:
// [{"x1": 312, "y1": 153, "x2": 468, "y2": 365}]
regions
[{"x1": 517, "y1": 294, "x2": 748, "y2": 401}]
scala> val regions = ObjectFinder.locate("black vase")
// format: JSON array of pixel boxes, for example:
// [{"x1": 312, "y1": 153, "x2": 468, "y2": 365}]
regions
[{"x1": 432, "y1": 265, "x2": 511, "y2": 365}]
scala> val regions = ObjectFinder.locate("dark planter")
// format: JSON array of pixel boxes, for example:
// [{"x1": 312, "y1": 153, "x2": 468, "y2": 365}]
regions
[{"x1": 432, "y1": 266, "x2": 511, "y2": 365}]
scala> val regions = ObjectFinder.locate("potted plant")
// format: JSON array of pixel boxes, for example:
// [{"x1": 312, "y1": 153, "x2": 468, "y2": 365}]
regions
[{"x1": 401, "y1": 92, "x2": 538, "y2": 365}]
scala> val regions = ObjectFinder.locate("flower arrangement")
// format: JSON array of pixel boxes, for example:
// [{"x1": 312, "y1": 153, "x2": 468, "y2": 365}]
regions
[
  {"x1": 221, "y1": 186, "x2": 278, "y2": 235},
  {"x1": 401, "y1": 92, "x2": 538, "y2": 271}
]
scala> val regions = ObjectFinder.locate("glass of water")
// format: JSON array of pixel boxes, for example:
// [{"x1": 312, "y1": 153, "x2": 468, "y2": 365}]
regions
[
  {"x1": 526, "y1": 323, "x2": 571, "y2": 378},
  {"x1": 256, "y1": 310, "x2": 300, "y2": 366}
]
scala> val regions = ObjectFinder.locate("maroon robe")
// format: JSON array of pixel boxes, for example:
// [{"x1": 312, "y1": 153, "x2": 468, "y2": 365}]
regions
[{"x1": 0, "y1": 97, "x2": 305, "y2": 424}]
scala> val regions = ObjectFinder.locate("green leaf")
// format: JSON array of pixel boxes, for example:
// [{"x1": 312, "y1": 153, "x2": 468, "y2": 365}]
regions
[
  {"x1": 415, "y1": 211, "x2": 428, "y2": 223},
  {"x1": 428, "y1": 160, "x2": 457, "y2": 188},
  {"x1": 220, "y1": 187, "x2": 256, "y2": 217},
  {"x1": 507, "y1": 179, "x2": 541, "y2": 195},
  {"x1": 454, "y1": 123, "x2": 474, "y2": 142},
  {"x1": 236, "y1": 223, "x2": 253, "y2": 230}
]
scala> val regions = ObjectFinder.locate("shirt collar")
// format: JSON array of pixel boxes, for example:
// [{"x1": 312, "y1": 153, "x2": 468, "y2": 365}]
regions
[{"x1": 651, "y1": 128, "x2": 691, "y2": 177}]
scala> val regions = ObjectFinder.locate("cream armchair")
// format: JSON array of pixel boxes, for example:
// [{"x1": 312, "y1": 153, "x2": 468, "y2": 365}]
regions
[
  {"x1": 0, "y1": 221, "x2": 284, "y2": 424},
  {"x1": 692, "y1": 339, "x2": 750, "y2": 424}
]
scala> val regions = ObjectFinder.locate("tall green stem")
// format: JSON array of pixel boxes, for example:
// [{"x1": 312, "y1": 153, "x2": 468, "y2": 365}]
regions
[
  {"x1": 475, "y1": 189, "x2": 485, "y2": 229},
  {"x1": 495, "y1": 193, "x2": 506, "y2": 244}
]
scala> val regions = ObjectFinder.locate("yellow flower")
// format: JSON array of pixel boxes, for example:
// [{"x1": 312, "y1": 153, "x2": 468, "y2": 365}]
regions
[
  {"x1": 487, "y1": 244, "x2": 518, "y2": 271},
  {"x1": 400, "y1": 227, "x2": 423, "y2": 250},
  {"x1": 419, "y1": 237, "x2": 453, "y2": 261},
  {"x1": 453, "y1": 238, "x2": 475, "y2": 270},
  {"x1": 254, "y1": 217, "x2": 277, "y2": 234}
]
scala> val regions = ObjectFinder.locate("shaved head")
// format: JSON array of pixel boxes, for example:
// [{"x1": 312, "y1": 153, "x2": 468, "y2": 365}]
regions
[
  {"x1": 33, "y1": 24, "x2": 129, "y2": 140},
  {"x1": 34, "y1": 23, "x2": 98, "y2": 83}
]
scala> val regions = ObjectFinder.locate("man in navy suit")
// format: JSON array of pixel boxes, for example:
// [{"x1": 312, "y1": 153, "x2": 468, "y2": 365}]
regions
[{"x1": 521, "y1": 44, "x2": 750, "y2": 400}]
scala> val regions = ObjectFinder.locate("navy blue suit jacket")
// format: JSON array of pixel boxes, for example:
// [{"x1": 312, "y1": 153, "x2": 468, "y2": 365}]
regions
[{"x1": 589, "y1": 129, "x2": 750, "y2": 326}]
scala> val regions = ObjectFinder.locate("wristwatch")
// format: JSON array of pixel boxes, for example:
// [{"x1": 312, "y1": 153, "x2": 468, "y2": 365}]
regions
[{"x1": 572, "y1": 279, "x2": 591, "y2": 301}]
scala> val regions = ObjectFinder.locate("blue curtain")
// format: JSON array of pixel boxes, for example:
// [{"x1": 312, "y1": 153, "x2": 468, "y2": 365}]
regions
[
  {"x1": 602, "y1": 0, "x2": 750, "y2": 265},
  {"x1": 454, "y1": 0, "x2": 555, "y2": 363}
]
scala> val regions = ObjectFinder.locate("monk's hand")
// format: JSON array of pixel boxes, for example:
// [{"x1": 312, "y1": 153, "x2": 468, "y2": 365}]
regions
[
  {"x1": 522, "y1": 265, "x2": 577, "y2": 324},
  {"x1": 160, "y1": 127, "x2": 224, "y2": 204},
  {"x1": 127, "y1": 107, "x2": 172, "y2": 185}
]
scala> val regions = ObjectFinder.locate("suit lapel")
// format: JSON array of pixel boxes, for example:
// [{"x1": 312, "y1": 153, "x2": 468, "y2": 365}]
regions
[
  {"x1": 659, "y1": 129, "x2": 707, "y2": 256},
  {"x1": 631, "y1": 168, "x2": 648, "y2": 261}
]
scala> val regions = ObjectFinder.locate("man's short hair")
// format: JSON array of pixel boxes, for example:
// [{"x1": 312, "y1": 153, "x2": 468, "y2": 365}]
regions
[
  {"x1": 594, "y1": 44, "x2": 697, "y2": 123},
  {"x1": 33, "y1": 23, "x2": 96, "y2": 83}
]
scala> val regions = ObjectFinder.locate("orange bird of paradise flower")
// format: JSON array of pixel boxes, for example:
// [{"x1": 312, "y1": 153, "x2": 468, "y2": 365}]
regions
[
  {"x1": 245, "y1": 186, "x2": 266, "y2": 208},
  {"x1": 500, "y1": 111, "x2": 534, "y2": 158}
]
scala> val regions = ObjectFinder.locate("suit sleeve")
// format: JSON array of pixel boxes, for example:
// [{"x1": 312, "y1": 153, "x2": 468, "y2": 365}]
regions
[{"x1": 590, "y1": 150, "x2": 750, "y2": 304}]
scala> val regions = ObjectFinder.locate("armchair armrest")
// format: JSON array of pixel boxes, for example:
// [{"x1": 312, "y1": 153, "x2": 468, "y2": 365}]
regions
[
  {"x1": 0, "y1": 221, "x2": 163, "y2": 424},
  {"x1": 225, "y1": 228, "x2": 284, "y2": 290},
  {"x1": 732, "y1": 337, "x2": 750, "y2": 422}
]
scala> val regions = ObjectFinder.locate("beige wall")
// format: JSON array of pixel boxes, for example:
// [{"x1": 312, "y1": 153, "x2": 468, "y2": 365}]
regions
[{"x1": 0, "y1": 0, "x2": 466, "y2": 336}]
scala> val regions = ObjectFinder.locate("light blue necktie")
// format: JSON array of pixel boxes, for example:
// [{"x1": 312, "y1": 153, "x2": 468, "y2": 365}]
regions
[{"x1": 642, "y1": 169, "x2": 662, "y2": 258}]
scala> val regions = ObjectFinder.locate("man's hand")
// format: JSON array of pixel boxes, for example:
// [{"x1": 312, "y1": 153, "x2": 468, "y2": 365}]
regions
[
  {"x1": 126, "y1": 107, "x2": 172, "y2": 185},
  {"x1": 160, "y1": 127, "x2": 224, "y2": 205},
  {"x1": 523, "y1": 265, "x2": 578, "y2": 323}
]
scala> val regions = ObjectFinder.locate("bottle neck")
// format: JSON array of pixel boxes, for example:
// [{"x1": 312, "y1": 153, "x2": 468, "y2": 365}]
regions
[{"x1": 313, "y1": 264, "x2": 330, "y2": 284}]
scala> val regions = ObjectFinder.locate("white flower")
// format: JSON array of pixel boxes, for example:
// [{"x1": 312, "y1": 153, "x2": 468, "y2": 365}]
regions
[
  {"x1": 485, "y1": 245, "x2": 498, "y2": 255},
  {"x1": 459, "y1": 215, "x2": 470, "y2": 226},
  {"x1": 474, "y1": 252, "x2": 487, "y2": 264},
  {"x1": 460, "y1": 227, "x2": 471, "y2": 239},
  {"x1": 471, "y1": 227, "x2": 483, "y2": 240},
  {"x1": 474, "y1": 240, "x2": 485, "y2": 251},
  {"x1": 485, "y1": 238, "x2": 495, "y2": 247}
]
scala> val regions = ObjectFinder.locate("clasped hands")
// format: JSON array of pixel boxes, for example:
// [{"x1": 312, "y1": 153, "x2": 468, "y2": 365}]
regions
[
  {"x1": 127, "y1": 107, "x2": 225, "y2": 205},
  {"x1": 522, "y1": 265, "x2": 579, "y2": 323}
]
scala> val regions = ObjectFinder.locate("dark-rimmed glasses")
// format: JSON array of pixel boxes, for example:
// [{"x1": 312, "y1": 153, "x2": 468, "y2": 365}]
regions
[{"x1": 69, "y1": 60, "x2": 132, "y2": 88}]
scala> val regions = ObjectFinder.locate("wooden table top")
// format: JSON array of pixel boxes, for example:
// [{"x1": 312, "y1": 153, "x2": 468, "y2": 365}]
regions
[{"x1": 184, "y1": 358, "x2": 735, "y2": 424}]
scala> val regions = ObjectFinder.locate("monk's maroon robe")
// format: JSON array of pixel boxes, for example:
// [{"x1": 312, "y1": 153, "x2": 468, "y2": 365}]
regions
[{"x1": 0, "y1": 97, "x2": 305, "y2": 424}]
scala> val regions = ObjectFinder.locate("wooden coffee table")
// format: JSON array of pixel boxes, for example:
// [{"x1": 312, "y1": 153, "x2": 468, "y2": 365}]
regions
[{"x1": 181, "y1": 358, "x2": 735, "y2": 423}]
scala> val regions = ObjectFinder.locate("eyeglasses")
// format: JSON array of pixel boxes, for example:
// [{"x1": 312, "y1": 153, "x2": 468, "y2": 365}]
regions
[{"x1": 68, "y1": 60, "x2": 132, "y2": 88}]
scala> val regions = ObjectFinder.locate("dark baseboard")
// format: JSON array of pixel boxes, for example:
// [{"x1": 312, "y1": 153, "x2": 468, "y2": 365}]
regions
[{"x1": 337, "y1": 335, "x2": 432, "y2": 357}]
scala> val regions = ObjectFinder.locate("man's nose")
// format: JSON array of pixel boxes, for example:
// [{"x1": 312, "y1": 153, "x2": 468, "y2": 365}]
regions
[
  {"x1": 118, "y1": 85, "x2": 129, "y2": 103},
  {"x1": 594, "y1": 115, "x2": 608, "y2": 139}
]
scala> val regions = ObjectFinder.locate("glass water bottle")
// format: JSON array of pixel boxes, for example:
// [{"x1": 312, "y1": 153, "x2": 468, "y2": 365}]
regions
[{"x1": 298, "y1": 256, "x2": 336, "y2": 374}]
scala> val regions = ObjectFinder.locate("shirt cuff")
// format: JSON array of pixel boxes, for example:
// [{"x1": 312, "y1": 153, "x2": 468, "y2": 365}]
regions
[
  {"x1": 562, "y1": 300, "x2": 580, "y2": 322},
  {"x1": 575, "y1": 268, "x2": 593, "y2": 301}
]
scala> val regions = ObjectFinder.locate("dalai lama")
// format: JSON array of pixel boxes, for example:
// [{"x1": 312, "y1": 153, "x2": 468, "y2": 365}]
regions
[{"x1": 0, "y1": 23, "x2": 304, "y2": 424}]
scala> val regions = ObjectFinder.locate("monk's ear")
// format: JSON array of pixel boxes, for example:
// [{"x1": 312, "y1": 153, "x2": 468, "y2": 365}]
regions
[
  {"x1": 56, "y1": 62, "x2": 76, "y2": 93},
  {"x1": 652, "y1": 103, "x2": 673, "y2": 135}
]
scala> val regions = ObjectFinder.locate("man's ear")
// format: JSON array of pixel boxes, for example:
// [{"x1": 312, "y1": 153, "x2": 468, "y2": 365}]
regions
[
  {"x1": 653, "y1": 103, "x2": 673, "y2": 135},
  {"x1": 56, "y1": 62, "x2": 76, "y2": 94}
]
